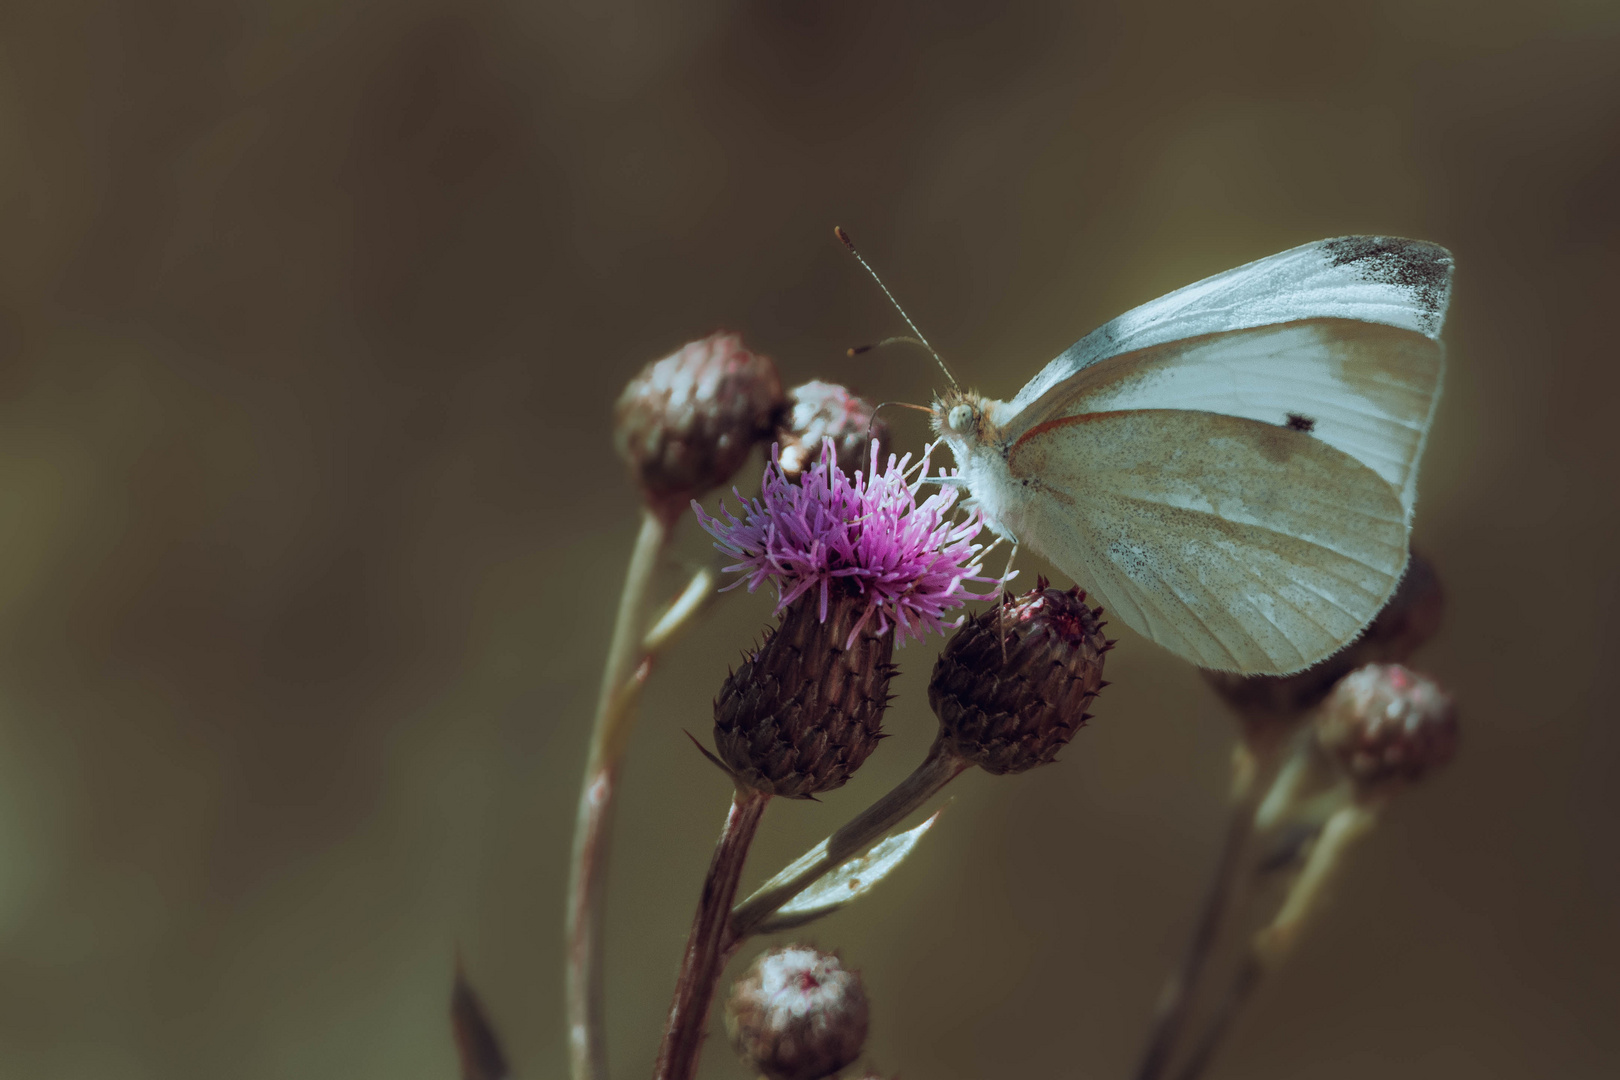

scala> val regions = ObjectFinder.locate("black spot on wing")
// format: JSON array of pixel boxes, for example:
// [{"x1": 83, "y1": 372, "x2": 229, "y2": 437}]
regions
[
  {"x1": 1285, "y1": 412, "x2": 1316, "y2": 432},
  {"x1": 1322, "y1": 236, "x2": 1454, "y2": 330}
]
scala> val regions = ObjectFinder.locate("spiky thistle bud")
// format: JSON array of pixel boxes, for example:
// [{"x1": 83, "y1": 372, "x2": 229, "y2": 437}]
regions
[
  {"x1": 928, "y1": 580, "x2": 1110, "y2": 775},
  {"x1": 613, "y1": 332, "x2": 785, "y2": 520},
  {"x1": 714, "y1": 590, "x2": 894, "y2": 798},
  {"x1": 726, "y1": 946, "x2": 869, "y2": 1080},
  {"x1": 1316, "y1": 663, "x2": 1458, "y2": 790},
  {"x1": 1204, "y1": 552, "x2": 1446, "y2": 740},
  {"x1": 776, "y1": 381, "x2": 888, "y2": 480}
]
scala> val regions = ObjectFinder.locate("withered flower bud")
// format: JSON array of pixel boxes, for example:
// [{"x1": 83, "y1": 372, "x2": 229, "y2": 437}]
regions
[
  {"x1": 714, "y1": 590, "x2": 894, "y2": 798},
  {"x1": 1203, "y1": 552, "x2": 1446, "y2": 739},
  {"x1": 726, "y1": 945, "x2": 869, "y2": 1080},
  {"x1": 1316, "y1": 663, "x2": 1458, "y2": 790},
  {"x1": 613, "y1": 332, "x2": 785, "y2": 520},
  {"x1": 929, "y1": 580, "x2": 1110, "y2": 775},
  {"x1": 776, "y1": 381, "x2": 888, "y2": 480}
]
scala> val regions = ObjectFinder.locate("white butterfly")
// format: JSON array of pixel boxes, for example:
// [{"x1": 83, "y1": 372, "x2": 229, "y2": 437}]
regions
[{"x1": 928, "y1": 236, "x2": 1452, "y2": 676}]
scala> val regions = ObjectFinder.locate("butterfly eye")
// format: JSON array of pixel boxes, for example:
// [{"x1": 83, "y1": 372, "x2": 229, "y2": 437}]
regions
[{"x1": 948, "y1": 404, "x2": 974, "y2": 431}]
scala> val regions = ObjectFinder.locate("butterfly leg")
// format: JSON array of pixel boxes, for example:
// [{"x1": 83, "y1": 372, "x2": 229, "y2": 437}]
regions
[
  {"x1": 996, "y1": 540, "x2": 1020, "y2": 659},
  {"x1": 999, "y1": 539, "x2": 1020, "y2": 594}
]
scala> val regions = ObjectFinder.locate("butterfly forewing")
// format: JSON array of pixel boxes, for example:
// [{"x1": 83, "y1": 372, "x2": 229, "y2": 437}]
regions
[
  {"x1": 1001, "y1": 319, "x2": 1444, "y2": 519},
  {"x1": 1006, "y1": 236, "x2": 1453, "y2": 417},
  {"x1": 1006, "y1": 410, "x2": 1410, "y2": 674}
]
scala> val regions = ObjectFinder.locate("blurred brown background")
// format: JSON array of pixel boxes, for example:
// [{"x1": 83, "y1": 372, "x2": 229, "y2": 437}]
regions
[{"x1": 0, "y1": 1, "x2": 1616, "y2": 1077}]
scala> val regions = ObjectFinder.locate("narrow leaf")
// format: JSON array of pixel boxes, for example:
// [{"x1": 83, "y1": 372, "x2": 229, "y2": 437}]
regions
[
  {"x1": 754, "y1": 811, "x2": 941, "y2": 934},
  {"x1": 451, "y1": 962, "x2": 509, "y2": 1080}
]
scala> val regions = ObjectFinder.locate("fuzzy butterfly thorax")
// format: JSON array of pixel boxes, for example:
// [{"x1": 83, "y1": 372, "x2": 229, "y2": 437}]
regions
[{"x1": 932, "y1": 389, "x2": 1029, "y2": 545}]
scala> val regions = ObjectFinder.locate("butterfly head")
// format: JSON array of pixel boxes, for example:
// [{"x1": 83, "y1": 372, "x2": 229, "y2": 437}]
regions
[{"x1": 932, "y1": 389, "x2": 1001, "y2": 451}]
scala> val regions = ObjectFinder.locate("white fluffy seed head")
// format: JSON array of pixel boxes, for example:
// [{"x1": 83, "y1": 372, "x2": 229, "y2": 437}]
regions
[{"x1": 726, "y1": 945, "x2": 869, "y2": 1080}]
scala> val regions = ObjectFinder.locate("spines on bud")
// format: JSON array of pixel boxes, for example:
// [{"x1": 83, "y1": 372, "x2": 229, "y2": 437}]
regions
[
  {"x1": 613, "y1": 332, "x2": 786, "y2": 520},
  {"x1": 776, "y1": 381, "x2": 888, "y2": 480},
  {"x1": 725, "y1": 945, "x2": 869, "y2": 1080},
  {"x1": 1316, "y1": 663, "x2": 1458, "y2": 791},
  {"x1": 928, "y1": 580, "x2": 1110, "y2": 775},
  {"x1": 714, "y1": 590, "x2": 894, "y2": 798}
]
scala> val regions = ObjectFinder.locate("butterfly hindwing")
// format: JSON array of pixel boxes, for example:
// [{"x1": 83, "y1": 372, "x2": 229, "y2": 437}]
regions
[{"x1": 1005, "y1": 409, "x2": 1409, "y2": 674}]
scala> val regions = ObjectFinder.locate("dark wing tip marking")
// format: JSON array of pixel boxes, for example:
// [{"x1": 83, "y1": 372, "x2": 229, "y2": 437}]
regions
[
  {"x1": 1321, "y1": 236, "x2": 1454, "y2": 328},
  {"x1": 1285, "y1": 412, "x2": 1316, "y2": 432}
]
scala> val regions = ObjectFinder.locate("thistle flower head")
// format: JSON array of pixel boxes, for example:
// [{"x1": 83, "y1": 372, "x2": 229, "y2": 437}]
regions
[
  {"x1": 929, "y1": 579, "x2": 1111, "y2": 774},
  {"x1": 776, "y1": 381, "x2": 888, "y2": 480},
  {"x1": 614, "y1": 332, "x2": 786, "y2": 521},
  {"x1": 714, "y1": 591, "x2": 894, "y2": 798},
  {"x1": 1316, "y1": 663, "x2": 1458, "y2": 791},
  {"x1": 695, "y1": 438, "x2": 998, "y2": 645}
]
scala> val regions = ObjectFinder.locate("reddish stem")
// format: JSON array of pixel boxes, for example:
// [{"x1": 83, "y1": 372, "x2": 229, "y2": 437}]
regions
[
  {"x1": 653, "y1": 787, "x2": 772, "y2": 1080},
  {"x1": 567, "y1": 763, "x2": 619, "y2": 1076}
]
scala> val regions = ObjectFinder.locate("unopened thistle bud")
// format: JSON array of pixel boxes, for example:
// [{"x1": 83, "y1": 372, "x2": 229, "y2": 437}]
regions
[
  {"x1": 1204, "y1": 552, "x2": 1446, "y2": 737},
  {"x1": 613, "y1": 332, "x2": 786, "y2": 520},
  {"x1": 714, "y1": 590, "x2": 894, "y2": 798},
  {"x1": 929, "y1": 581, "x2": 1110, "y2": 775},
  {"x1": 776, "y1": 381, "x2": 888, "y2": 480},
  {"x1": 726, "y1": 945, "x2": 869, "y2": 1080},
  {"x1": 1316, "y1": 663, "x2": 1458, "y2": 790}
]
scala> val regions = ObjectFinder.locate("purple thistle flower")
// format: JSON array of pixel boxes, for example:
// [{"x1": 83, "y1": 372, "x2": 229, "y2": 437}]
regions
[{"x1": 694, "y1": 438, "x2": 1002, "y2": 645}]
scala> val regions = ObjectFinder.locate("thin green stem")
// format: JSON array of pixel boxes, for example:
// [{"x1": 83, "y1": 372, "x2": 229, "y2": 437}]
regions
[
  {"x1": 643, "y1": 567, "x2": 717, "y2": 654},
  {"x1": 1254, "y1": 744, "x2": 1314, "y2": 832},
  {"x1": 1132, "y1": 745, "x2": 1282, "y2": 1080},
  {"x1": 567, "y1": 509, "x2": 672, "y2": 1080},
  {"x1": 728, "y1": 736, "x2": 971, "y2": 945},
  {"x1": 1253, "y1": 801, "x2": 1379, "y2": 965},
  {"x1": 1169, "y1": 954, "x2": 1263, "y2": 1080},
  {"x1": 1173, "y1": 800, "x2": 1382, "y2": 1080}
]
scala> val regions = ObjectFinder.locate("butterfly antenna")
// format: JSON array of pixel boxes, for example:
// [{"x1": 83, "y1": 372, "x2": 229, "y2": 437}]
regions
[
  {"x1": 847, "y1": 336, "x2": 932, "y2": 356},
  {"x1": 865, "y1": 399, "x2": 942, "y2": 447},
  {"x1": 835, "y1": 226, "x2": 960, "y2": 391}
]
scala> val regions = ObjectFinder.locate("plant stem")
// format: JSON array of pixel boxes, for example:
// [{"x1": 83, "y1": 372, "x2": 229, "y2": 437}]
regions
[
  {"x1": 1253, "y1": 745, "x2": 1314, "y2": 832},
  {"x1": 567, "y1": 509, "x2": 672, "y2": 1080},
  {"x1": 1253, "y1": 801, "x2": 1379, "y2": 965},
  {"x1": 1173, "y1": 800, "x2": 1382, "y2": 1080},
  {"x1": 1132, "y1": 745, "x2": 1279, "y2": 1080},
  {"x1": 643, "y1": 567, "x2": 717, "y2": 654},
  {"x1": 728, "y1": 735, "x2": 971, "y2": 944},
  {"x1": 653, "y1": 787, "x2": 772, "y2": 1080},
  {"x1": 1169, "y1": 954, "x2": 1262, "y2": 1080}
]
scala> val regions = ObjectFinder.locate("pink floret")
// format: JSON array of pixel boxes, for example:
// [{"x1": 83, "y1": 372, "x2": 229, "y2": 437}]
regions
[{"x1": 694, "y1": 438, "x2": 1000, "y2": 645}]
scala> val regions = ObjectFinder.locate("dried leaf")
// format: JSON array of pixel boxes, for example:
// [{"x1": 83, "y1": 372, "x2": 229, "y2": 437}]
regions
[
  {"x1": 754, "y1": 811, "x2": 940, "y2": 934},
  {"x1": 451, "y1": 962, "x2": 509, "y2": 1080}
]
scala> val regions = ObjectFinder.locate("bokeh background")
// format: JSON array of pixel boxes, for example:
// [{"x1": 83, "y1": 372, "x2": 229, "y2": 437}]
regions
[{"x1": 1, "y1": 1, "x2": 1617, "y2": 1077}]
